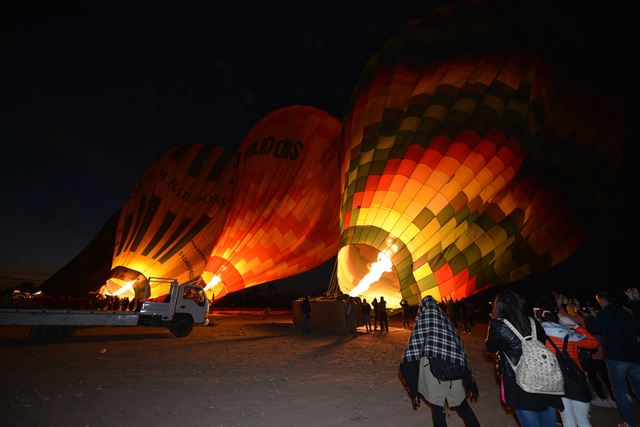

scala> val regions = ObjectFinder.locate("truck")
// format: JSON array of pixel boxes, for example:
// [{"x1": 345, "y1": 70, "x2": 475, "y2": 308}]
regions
[{"x1": 0, "y1": 277, "x2": 210, "y2": 341}]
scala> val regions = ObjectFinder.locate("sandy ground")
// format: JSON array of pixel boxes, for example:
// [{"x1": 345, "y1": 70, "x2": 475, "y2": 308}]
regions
[{"x1": 0, "y1": 311, "x2": 636, "y2": 427}]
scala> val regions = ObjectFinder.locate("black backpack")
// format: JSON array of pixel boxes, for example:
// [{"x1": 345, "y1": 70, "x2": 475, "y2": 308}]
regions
[
  {"x1": 547, "y1": 334, "x2": 592, "y2": 403},
  {"x1": 428, "y1": 356, "x2": 467, "y2": 381}
]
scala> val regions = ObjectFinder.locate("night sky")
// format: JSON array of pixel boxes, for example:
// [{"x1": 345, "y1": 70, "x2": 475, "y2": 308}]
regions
[{"x1": 3, "y1": 2, "x2": 632, "y2": 300}]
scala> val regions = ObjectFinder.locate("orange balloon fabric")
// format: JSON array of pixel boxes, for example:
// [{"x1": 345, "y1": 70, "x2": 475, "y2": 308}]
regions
[
  {"x1": 108, "y1": 144, "x2": 234, "y2": 297},
  {"x1": 202, "y1": 105, "x2": 341, "y2": 300}
]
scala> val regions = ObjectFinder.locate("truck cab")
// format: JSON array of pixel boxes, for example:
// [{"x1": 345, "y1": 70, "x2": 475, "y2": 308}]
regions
[{"x1": 137, "y1": 277, "x2": 210, "y2": 337}]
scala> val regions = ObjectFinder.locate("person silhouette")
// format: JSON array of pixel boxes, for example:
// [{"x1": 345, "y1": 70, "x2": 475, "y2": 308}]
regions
[
  {"x1": 379, "y1": 296, "x2": 388, "y2": 333},
  {"x1": 400, "y1": 298, "x2": 411, "y2": 328},
  {"x1": 372, "y1": 298, "x2": 379, "y2": 331},
  {"x1": 361, "y1": 298, "x2": 372, "y2": 332},
  {"x1": 345, "y1": 297, "x2": 357, "y2": 338},
  {"x1": 301, "y1": 296, "x2": 311, "y2": 332}
]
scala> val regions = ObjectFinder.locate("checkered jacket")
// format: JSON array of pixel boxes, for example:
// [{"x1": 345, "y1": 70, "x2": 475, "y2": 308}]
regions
[{"x1": 402, "y1": 296, "x2": 470, "y2": 371}]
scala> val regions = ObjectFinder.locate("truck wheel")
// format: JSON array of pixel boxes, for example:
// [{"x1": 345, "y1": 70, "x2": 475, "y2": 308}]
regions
[{"x1": 169, "y1": 315, "x2": 193, "y2": 337}]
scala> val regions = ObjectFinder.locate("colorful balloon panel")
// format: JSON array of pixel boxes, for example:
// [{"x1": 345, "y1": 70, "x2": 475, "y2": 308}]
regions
[
  {"x1": 431, "y1": 175, "x2": 583, "y2": 300},
  {"x1": 108, "y1": 144, "x2": 234, "y2": 294},
  {"x1": 202, "y1": 105, "x2": 342, "y2": 300},
  {"x1": 338, "y1": 3, "x2": 622, "y2": 308}
]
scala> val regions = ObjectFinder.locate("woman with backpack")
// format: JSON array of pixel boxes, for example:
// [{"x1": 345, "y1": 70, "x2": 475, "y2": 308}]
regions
[
  {"x1": 485, "y1": 290, "x2": 564, "y2": 427},
  {"x1": 540, "y1": 306, "x2": 600, "y2": 426}
]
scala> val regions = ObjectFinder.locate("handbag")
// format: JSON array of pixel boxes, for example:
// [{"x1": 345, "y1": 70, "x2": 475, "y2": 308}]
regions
[
  {"x1": 577, "y1": 347, "x2": 594, "y2": 371},
  {"x1": 428, "y1": 356, "x2": 467, "y2": 381},
  {"x1": 547, "y1": 334, "x2": 592, "y2": 402}
]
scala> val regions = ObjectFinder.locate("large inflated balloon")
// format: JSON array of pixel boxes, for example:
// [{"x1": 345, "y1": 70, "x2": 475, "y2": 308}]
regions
[
  {"x1": 106, "y1": 144, "x2": 234, "y2": 298},
  {"x1": 40, "y1": 209, "x2": 120, "y2": 297},
  {"x1": 337, "y1": 2, "x2": 623, "y2": 308},
  {"x1": 201, "y1": 105, "x2": 341, "y2": 300}
]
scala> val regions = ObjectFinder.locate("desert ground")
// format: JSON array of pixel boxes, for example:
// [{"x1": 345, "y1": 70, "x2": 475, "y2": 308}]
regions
[{"x1": 0, "y1": 310, "x2": 636, "y2": 427}]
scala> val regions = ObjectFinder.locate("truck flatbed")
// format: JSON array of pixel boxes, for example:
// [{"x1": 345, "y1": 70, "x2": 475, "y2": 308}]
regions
[
  {"x1": 0, "y1": 277, "x2": 210, "y2": 340},
  {"x1": 0, "y1": 308, "x2": 141, "y2": 327}
]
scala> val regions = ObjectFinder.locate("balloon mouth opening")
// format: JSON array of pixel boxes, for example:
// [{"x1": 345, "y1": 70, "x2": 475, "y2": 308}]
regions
[
  {"x1": 202, "y1": 257, "x2": 244, "y2": 301},
  {"x1": 99, "y1": 266, "x2": 148, "y2": 299},
  {"x1": 336, "y1": 244, "x2": 402, "y2": 308}
]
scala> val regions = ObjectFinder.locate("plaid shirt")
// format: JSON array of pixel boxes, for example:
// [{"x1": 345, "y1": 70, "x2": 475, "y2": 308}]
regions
[{"x1": 402, "y1": 296, "x2": 469, "y2": 371}]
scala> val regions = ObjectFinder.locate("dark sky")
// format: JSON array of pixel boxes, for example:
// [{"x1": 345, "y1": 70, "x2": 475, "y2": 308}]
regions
[{"x1": 3, "y1": 2, "x2": 632, "y2": 299}]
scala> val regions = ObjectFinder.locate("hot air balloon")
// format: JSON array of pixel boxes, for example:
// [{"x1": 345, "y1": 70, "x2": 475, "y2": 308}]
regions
[
  {"x1": 337, "y1": 1, "x2": 623, "y2": 308},
  {"x1": 105, "y1": 144, "x2": 235, "y2": 299},
  {"x1": 40, "y1": 209, "x2": 120, "y2": 297},
  {"x1": 201, "y1": 105, "x2": 341, "y2": 300}
]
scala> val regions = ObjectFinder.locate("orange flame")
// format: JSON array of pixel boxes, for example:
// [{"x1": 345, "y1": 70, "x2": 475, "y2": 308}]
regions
[
  {"x1": 349, "y1": 250, "x2": 393, "y2": 297},
  {"x1": 204, "y1": 275, "x2": 221, "y2": 292},
  {"x1": 113, "y1": 280, "x2": 136, "y2": 296}
]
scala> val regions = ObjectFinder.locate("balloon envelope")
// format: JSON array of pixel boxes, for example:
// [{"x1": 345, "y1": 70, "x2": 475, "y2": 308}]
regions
[
  {"x1": 40, "y1": 209, "x2": 120, "y2": 297},
  {"x1": 202, "y1": 105, "x2": 341, "y2": 300},
  {"x1": 337, "y1": 2, "x2": 623, "y2": 308},
  {"x1": 108, "y1": 144, "x2": 234, "y2": 299}
]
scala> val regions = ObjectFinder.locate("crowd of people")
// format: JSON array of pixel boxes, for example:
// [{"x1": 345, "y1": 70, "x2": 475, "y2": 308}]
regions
[
  {"x1": 438, "y1": 296, "x2": 475, "y2": 335},
  {"x1": 1, "y1": 289, "x2": 143, "y2": 312},
  {"x1": 470, "y1": 288, "x2": 640, "y2": 427},
  {"x1": 347, "y1": 295, "x2": 389, "y2": 335},
  {"x1": 401, "y1": 287, "x2": 640, "y2": 427},
  {"x1": 390, "y1": 288, "x2": 640, "y2": 427}
]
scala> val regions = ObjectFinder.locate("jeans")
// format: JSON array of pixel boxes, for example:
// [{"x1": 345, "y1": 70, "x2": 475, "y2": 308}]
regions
[
  {"x1": 514, "y1": 406, "x2": 557, "y2": 427},
  {"x1": 606, "y1": 359, "x2": 640, "y2": 426},
  {"x1": 585, "y1": 357, "x2": 613, "y2": 399},
  {"x1": 560, "y1": 397, "x2": 591, "y2": 426},
  {"x1": 363, "y1": 313, "x2": 371, "y2": 331},
  {"x1": 379, "y1": 313, "x2": 388, "y2": 332}
]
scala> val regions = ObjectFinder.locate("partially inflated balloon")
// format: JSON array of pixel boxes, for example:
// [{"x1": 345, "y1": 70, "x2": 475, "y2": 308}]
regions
[
  {"x1": 202, "y1": 105, "x2": 341, "y2": 300},
  {"x1": 338, "y1": 2, "x2": 623, "y2": 308},
  {"x1": 106, "y1": 144, "x2": 234, "y2": 299},
  {"x1": 41, "y1": 209, "x2": 120, "y2": 297}
]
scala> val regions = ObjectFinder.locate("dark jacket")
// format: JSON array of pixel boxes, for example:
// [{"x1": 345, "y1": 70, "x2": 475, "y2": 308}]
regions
[
  {"x1": 486, "y1": 318, "x2": 547, "y2": 371},
  {"x1": 485, "y1": 317, "x2": 562, "y2": 411},
  {"x1": 362, "y1": 302, "x2": 372, "y2": 316},
  {"x1": 301, "y1": 298, "x2": 311, "y2": 316},
  {"x1": 586, "y1": 304, "x2": 640, "y2": 362}
]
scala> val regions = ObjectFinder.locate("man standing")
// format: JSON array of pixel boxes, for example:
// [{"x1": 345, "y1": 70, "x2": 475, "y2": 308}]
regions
[
  {"x1": 361, "y1": 298, "x2": 372, "y2": 332},
  {"x1": 586, "y1": 290, "x2": 640, "y2": 427},
  {"x1": 372, "y1": 298, "x2": 379, "y2": 332},
  {"x1": 400, "y1": 298, "x2": 411, "y2": 329},
  {"x1": 345, "y1": 297, "x2": 357, "y2": 338},
  {"x1": 301, "y1": 295, "x2": 311, "y2": 333},
  {"x1": 379, "y1": 296, "x2": 388, "y2": 333}
]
